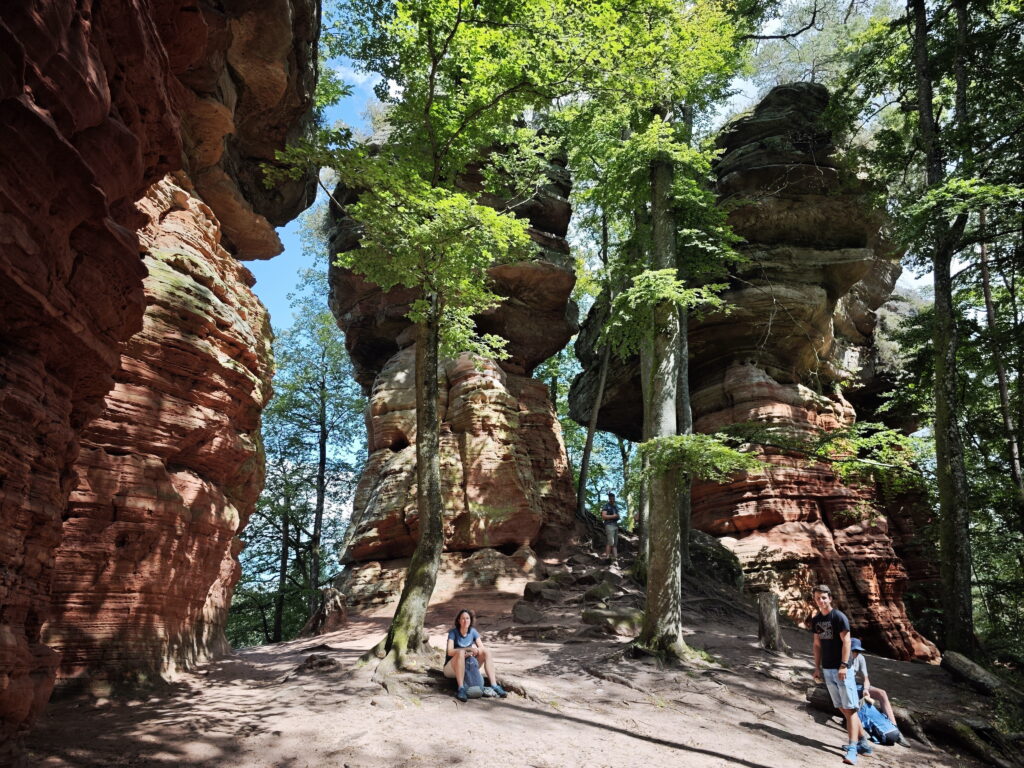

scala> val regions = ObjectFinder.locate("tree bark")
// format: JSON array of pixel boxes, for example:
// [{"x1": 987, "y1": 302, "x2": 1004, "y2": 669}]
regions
[
  {"x1": 911, "y1": 0, "x2": 975, "y2": 654},
  {"x1": 380, "y1": 295, "x2": 445, "y2": 667},
  {"x1": 578, "y1": 343, "x2": 612, "y2": 519},
  {"x1": 637, "y1": 123, "x2": 687, "y2": 658},
  {"x1": 577, "y1": 211, "x2": 614, "y2": 520},
  {"x1": 978, "y1": 210, "x2": 1024, "y2": 502},
  {"x1": 677, "y1": 305, "x2": 693, "y2": 573},
  {"x1": 310, "y1": 369, "x2": 328, "y2": 617},
  {"x1": 273, "y1": 500, "x2": 290, "y2": 643},
  {"x1": 758, "y1": 592, "x2": 788, "y2": 652}
]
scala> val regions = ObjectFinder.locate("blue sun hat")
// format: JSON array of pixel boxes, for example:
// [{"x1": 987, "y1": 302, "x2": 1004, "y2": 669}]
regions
[{"x1": 850, "y1": 637, "x2": 865, "y2": 653}]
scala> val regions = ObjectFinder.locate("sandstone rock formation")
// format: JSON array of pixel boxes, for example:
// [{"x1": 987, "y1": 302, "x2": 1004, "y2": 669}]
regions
[
  {"x1": 338, "y1": 546, "x2": 544, "y2": 617},
  {"x1": 41, "y1": 174, "x2": 273, "y2": 689},
  {"x1": 0, "y1": 0, "x2": 315, "y2": 755},
  {"x1": 569, "y1": 83, "x2": 939, "y2": 661},
  {"x1": 327, "y1": 160, "x2": 579, "y2": 584}
]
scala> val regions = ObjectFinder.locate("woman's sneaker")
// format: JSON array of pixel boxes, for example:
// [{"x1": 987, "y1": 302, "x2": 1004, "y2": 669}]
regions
[
  {"x1": 842, "y1": 744, "x2": 858, "y2": 765},
  {"x1": 857, "y1": 738, "x2": 873, "y2": 755},
  {"x1": 456, "y1": 685, "x2": 469, "y2": 702},
  {"x1": 487, "y1": 683, "x2": 508, "y2": 698},
  {"x1": 481, "y1": 686, "x2": 497, "y2": 697}
]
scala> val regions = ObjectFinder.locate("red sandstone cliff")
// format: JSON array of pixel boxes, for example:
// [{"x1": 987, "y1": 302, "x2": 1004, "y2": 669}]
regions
[
  {"x1": 569, "y1": 83, "x2": 939, "y2": 661},
  {"x1": 327, "y1": 164, "x2": 579, "y2": 605},
  {"x1": 41, "y1": 174, "x2": 273, "y2": 690},
  {"x1": 0, "y1": 0, "x2": 316, "y2": 757}
]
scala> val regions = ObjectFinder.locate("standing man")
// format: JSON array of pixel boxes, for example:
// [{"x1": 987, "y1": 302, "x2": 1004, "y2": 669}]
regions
[
  {"x1": 811, "y1": 584, "x2": 872, "y2": 765},
  {"x1": 600, "y1": 492, "x2": 621, "y2": 564}
]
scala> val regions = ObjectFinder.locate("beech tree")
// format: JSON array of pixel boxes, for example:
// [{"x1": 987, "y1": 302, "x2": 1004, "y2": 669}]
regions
[
  {"x1": 554, "y1": 0, "x2": 757, "y2": 658},
  {"x1": 319, "y1": 0, "x2": 593, "y2": 672},
  {"x1": 839, "y1": 0, "x2": 1024, "y2": 654}
]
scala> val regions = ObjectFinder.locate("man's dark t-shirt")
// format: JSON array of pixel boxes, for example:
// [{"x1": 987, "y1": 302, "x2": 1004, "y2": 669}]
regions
[
  {"x1": 602, "y1": 501, "x2": 620, "y2": 527},
  {"x1": 811, "y1": 608, "x2": 851, "y2": 669}
]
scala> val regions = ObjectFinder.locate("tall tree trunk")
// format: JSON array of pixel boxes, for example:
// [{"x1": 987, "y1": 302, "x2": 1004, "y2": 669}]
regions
[
  {"x1": 638, "y1": 120, "x2": 687, "y2": 659},
  {"x1": 912, "y1": 0, "x2": 975, "y2": 654},
  {"x1": 676, "y1": 104, "x2": 695, "y2": 574},
  {"x1": 978, "y1": 210, "x2": 1024, "y2": 502},
  {"x1": 577, "y1": 211, "x2": 614, "y2": 519},
  {"x1": 578, "y1": 343, "x2": 612, "y2": 519},
  {"x1": 617, "y1": 437, "x2": 631, "y2": 489},
  {"x1": 380, "y1": 294, "x2": 445, "y2": 668},
  {"x1": 310, "y1": 370, "x2": 328, "y2": 617},
  {"x1": 677, "y1": 305, "x2": 693, "y2": 573},
  {"x1": 273, "y1": 501, "x2": 290, "y2": 642}
]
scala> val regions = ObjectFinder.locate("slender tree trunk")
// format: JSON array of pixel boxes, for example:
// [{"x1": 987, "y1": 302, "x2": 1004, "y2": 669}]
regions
[
  {"x1": 578, "y1": 343, "x2": 612, "y2": 519},
  {"x1": 273, "y1": 501, "x2": 290, "y2": 643},
  {"x1": 381, "y1": 295, "x2": 445, "y2": 667},
  {"x1": 617, "y1": 437, "x2": 631, "y2": 490},
  {"x1": 978, "y1": 210, "x2": 1024, "y2": 502},
  {"x1": 577, "y1": 212, "x2": 614, "y2": 520},
  {"x1": 638, "y1": 118, "x2": 687, "y2": 658},
  {"x1": 677, "y1": 305, "x2": 693, "y2": 573},
  {"x1": 677, "y1": 104, "x2": 695, "y2": 574},
  {"x1": 310, "y1": 371, "x2": 328, "y2": 617},
  {"x1": 259, "y1": 601, "x2": 271, "y2": 645},
  {"x1": 912, "y1": 0, "x2": 975, "y2": 654}
]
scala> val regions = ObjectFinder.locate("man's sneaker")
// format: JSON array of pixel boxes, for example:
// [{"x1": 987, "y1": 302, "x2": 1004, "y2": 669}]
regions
[
  {"x1": 896, "y1": 735, "x2": 911, "y2": 748},
  {"x1": 857, "y1": 738, "x2": 873, "y2": 755},
  {"x1": 456, "y1": 685, "x2": 468, "y2": 702},
  {"x1": 842, "y1": 744, "x2": 858, "y2": 765},
  {"x1": 489, "y1": 683, "x2": 508, "y2": 698},
  {"x1": 481, "y1": 686, "x2": 498, "y2": 698}
]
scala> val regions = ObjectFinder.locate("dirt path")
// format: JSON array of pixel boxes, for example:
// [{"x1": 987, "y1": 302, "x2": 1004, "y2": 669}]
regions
[{"x1": 27, "y1": 559, "x2": 988, "y2": 768}]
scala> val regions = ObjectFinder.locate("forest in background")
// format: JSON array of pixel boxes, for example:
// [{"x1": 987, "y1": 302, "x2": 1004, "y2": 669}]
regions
[{"x1": 227, "y1": 0, "x2": 1024, "y2": 676}]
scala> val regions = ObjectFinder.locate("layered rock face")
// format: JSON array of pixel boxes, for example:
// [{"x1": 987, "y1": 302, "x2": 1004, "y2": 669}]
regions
[
  {"x1": 0, "y1": 0, "x2": 315, "y2": 754},
  {"x1": 42, "y1": 174, "x2": 273, "y2": 688},
  {"x1": 328, "y1": 163, "x2": 579, "y2": 589},
  {"x1": 569, "y1": 83, "x2": 938, "y2": 660}
]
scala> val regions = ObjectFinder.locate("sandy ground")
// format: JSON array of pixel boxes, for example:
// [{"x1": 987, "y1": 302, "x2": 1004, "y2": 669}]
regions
[{"x1": 27, "y1": 559, "x2": 990, "y2": 768}]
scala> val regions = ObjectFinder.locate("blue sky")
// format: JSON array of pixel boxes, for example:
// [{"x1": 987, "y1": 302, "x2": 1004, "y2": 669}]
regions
[{"x1": 245, "y1": 61, "x2": 379, "y2": 331}]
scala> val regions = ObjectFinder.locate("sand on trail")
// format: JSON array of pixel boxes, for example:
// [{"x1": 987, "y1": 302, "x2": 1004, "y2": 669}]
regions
[{"x1": 28, "y1": 575, "x2": 987, "y2": 768}]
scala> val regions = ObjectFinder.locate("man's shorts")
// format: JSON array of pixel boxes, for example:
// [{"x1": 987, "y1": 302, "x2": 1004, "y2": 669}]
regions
[
  {"x1": 605, "y1": 523, "x2": 618, "y2": 546},
  {"x1": 823, "y1": 668, "x2": 859, "y2": 710}
]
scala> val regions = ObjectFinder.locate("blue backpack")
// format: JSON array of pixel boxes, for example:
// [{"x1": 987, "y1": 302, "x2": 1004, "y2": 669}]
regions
[
  {"x1": 857, "y1": 701, "x2": 901, "y2": 746},
  {"x1": 463, "y1": 655, "x2": 485, "y2": 697}
]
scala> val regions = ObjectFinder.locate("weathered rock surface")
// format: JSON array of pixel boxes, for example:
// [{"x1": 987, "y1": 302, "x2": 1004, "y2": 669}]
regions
[
  {"x1": 0, "y1": 0, "x2": 315, "y2": 755},
  {"x1": 42, "y1": 174, "x2": 273, "y2": 689},
  {"x1": 337, "y1": 546, "x2": 543, "y2": 617},
  {"x1": 329, "y1": 158, "x2": 579, "y2": 566},
  {"x1": 568, "y1": 83, "x2": 938, "y2": 661},
  {"x1": 340, "y1": 352, "x2": 575, "y2": 563}
]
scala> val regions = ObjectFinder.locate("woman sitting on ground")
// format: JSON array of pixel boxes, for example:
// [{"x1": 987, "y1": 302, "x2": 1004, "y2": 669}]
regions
[{"x1": 444, "y1": 609, "x2": 508, "y2": 701}]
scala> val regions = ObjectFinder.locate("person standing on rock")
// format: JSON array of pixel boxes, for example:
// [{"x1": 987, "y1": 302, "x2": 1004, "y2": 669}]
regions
[
  {"x1": 811, "y1": 584, "x2": 872, "y2": 765},
  {"x1": 600, "y1": 492, "x2": 621, "y2": 564}
]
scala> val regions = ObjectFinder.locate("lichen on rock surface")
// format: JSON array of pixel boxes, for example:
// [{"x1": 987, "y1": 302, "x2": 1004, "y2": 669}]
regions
[
  {"x1": 569, "y1": 82, "x2": 938, "y2": 661},
  {"x1": 0, "y1": 0, "x2": 318, "y2": 754},
  {"x1": 41, "y1": 174, "x2": 274, "y2": 689}
]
